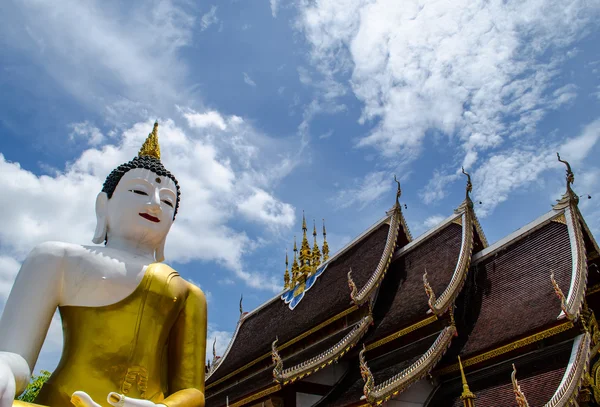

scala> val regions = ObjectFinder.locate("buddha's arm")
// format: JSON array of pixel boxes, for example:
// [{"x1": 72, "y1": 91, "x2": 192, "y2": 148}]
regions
[
  {"x1": 163, "y1": 283, "x2": 207, "y2": 407},
  {"x1": 0, "y1": 242, "x2": 63, "y2": 397}
]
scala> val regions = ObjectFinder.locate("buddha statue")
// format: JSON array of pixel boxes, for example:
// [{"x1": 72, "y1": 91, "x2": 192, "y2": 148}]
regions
[{"x1": 0, "y1": 123, "x2": 207, "y2": 407}]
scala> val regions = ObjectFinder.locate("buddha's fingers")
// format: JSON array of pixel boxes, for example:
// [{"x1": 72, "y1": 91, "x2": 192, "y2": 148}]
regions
[
  {"x1": 70, "y1": 392, "x2": 102, "y2": 407},
  {"x1": 106, "y1": 393, "x2": 157, "y2": 407}
]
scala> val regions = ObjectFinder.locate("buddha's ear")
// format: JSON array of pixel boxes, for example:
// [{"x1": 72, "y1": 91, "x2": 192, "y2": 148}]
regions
[
  {"x1": 92, "y1": 192, "x2": 109, "y2": 244},
  {"x1": 155, "y1": 237, "x2": 166, "y2": 263}
]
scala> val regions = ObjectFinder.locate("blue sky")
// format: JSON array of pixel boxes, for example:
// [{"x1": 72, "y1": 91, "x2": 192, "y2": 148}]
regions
[{"x1": 0, "y1": 0, "x2": 599, "y2": 372}]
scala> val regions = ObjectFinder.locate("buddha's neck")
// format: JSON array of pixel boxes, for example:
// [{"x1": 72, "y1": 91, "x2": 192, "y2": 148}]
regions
[{"x1": 105, "y1": 236, "x2": 156, "y2": 262}]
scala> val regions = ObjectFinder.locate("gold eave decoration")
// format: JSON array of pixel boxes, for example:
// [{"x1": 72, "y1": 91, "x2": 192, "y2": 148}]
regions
[
  {"x1": 359, "y1": 324, "x2": 457, "y2": 406},
  {"x1": 512, "y1": 332, "x2": 591, "y2": 407},
  {"x1": 349, "y1": 205, "x2": 402, "y2": 306},
  {"x1": 551, "y1": 154, "x2": 588, "y2": 322},
  {"x1": 272, "y1": 313, "x2": 373, "y2": 385},
  {"x1": 422, "y1": 193, "x2": 475, "y2": 316}
]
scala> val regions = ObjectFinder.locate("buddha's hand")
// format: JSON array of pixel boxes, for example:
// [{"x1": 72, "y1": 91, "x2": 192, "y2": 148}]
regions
[
  {"x1": 0, "y1": 362, "x2": 16, "y2": 407},
  {"x1": 107, "y1": 393, "x2": 166, "y2": 407},
  {"x1": 70, "y1": 392, "x2": 166, "y2": 407}
]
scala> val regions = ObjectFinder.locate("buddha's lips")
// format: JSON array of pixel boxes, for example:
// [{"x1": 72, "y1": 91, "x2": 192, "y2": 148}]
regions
[{"x1": 139, "y1": 213, "x2": 160, "y2": 223}]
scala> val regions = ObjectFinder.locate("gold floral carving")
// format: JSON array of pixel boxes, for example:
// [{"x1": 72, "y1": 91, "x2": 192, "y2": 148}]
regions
[
  {"x1": 552, "y1": 213, "x2": 567, "y2": 225},
  {"x1": 435, "y1": 322, "x2": 575, "y2": 376},
  {"x1": 360, "y1": 325, "x2": 457, "y2": 405},
  {"x1": 273, "y1": 314, "x2": 373, "y2": 385},
  {"x1": 365, "y1": 315, "x2": 438, "y2": 351}
]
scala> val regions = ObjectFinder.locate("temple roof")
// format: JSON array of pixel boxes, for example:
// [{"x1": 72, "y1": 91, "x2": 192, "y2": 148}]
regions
[{"x1": 206, "y1": 207, "x2": 409, "y2": 389}]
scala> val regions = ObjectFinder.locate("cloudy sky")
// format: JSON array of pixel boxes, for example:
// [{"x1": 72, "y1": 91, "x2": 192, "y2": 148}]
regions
[{"x1": 1, "y1": 0, "x2": 599, "y2": 373}]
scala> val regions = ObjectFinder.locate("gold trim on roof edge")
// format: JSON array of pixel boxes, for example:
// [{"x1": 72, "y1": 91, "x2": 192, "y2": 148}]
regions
[
  {"x1": 349, "y1": 205, "x2": 402, "y2": 306},
  {"x1": 423, "y1": 201, "x2": 475, "y2": 316},
  {"x1": 228, "y1": 384, "x2": 281, "y2": 407},
  {"x1": 359, "y1": 324, "x2": 457, "y2": 406},
  {"x1": 512, "y1": 332, "x2": 591, "y2": 407},
  {"x1": 365, "y1": 315, "x2": 438, "y2": 351},
  {"x1": 435, "y1": 322, "x2": 575, "y2": 376},
  {"x1": 206, "y1": 305, "x2": 358, "y2": 390},
  {"x1": 272, "y1": 313, "x2": 374, "y2": 385}
]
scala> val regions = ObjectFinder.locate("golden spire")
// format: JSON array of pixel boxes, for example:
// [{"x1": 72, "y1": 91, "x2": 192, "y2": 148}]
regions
[
  {"x1": 299, "y1": 211, "x2": 312, "y2": 279},
  {"x1": 284, "y1": 249, "x2": 290, "y2": 290},
  {"x1": 458, "y1": 356, "x2": 476, "y2": 406},
  {"x1": 291, "y1": 236, "x2": 300, "y2": 286},
  {"x1": 311, "y1": 220, "x2": 321, "y2": 271},
  {"x1": 138, "y1": 121, "x2": 161, "y2": 160},
  {"x1": 322, "y1": 219, "x2": 330, "y2": 261}
]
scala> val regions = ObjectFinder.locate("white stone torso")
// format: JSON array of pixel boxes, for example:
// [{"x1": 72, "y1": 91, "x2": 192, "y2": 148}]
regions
[{"x1": 59, "y1": 243, "x2": 150, "y2": 307}]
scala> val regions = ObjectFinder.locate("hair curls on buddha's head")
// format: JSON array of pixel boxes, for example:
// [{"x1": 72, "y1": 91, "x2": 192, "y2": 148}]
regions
[{"x1": 101, "y1": 155, "x2": 181, "y2": 219}]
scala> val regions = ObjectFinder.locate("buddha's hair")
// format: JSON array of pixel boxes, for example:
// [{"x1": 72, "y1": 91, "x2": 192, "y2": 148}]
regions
[{"x1": 101, "y1": 155, "x2": 181, "y2": 218}]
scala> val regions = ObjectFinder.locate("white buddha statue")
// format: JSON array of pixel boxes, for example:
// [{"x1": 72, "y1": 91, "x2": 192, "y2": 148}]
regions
[{"x1": 0, "y1": 123, "x2": 207, "y2": 407}]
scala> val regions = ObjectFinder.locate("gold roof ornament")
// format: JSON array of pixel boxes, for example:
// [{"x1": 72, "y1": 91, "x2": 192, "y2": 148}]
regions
[
  {"x1": 138, "y1": 121, "x2": 161, "y2": 160},
  {"x1": 283, "y1": 249, "x2": 290, "y2": 290},
  {"x1": 291, "y1": 236, "x2": 300, "y2": 286},
  {"x1": 239, "y1": 294, "x2": 244, "y2": 318},
  {"x1": 461, "y1": 167, "x2": 473, "y2": 200},
  {"x1": 458, "y1": 356, "x2": 476, "y2": 406},
  {"x1": 394, "y1": 175, "x2": 401, "y2": 207},
  {"x1": 511, "y1": 364, "x2": 530, "y2": 407},
  {"x1": 322, "y1": 219, "x2": 330, "y2": 261},
  {"x1": 554, "y1": 152, "x2": 579, "y2": 209},
  {"x1": 312, "y1": 220, "x2": 322, "y2": 271},
  {"x1": 299, "y1": 211, "x2": 312, "y2": 277}
]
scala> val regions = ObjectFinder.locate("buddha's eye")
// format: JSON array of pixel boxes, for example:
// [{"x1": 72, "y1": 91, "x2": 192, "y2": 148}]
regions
[
  {"x1": 129, "y1": 189, "x2": 148, "y2": 196},
  {"x1": 162, "y1": 200, "x2": 174, "y2": 208}
]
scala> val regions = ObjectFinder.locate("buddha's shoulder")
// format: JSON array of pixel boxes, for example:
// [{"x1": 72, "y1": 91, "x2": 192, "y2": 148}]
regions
[
  {"x1": 27, "y1": 241, "x2": 84, "y2": 259},
  {"x1": 151, "y1": 263, "x2": 204, "y2": 295}
]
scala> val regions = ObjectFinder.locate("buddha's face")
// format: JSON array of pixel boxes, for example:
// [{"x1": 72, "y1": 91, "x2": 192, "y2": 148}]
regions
[{"x1": 105, "y1": 168, "x2": 177, "y2": 248}]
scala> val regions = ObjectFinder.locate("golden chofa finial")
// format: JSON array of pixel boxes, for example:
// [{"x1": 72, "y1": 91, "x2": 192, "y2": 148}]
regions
[
  {"x1": 394, "y1": 175, "x2": 401, "y2": 207},
  {"x1": 312, "y1": 219, "x2": 321, "y2": 270},
  {"x1": 458, "y1": 356, "x2": 476, "y2": 406},
  {"x1": 557, "y1": 152, "x2": 575, "y2": 190},
  {"x1": 138, "y1": 121, "x2": 161, "y2": 160},
  {"x1": 461, "y1": 167, "x2": 472, "y2": 199}
]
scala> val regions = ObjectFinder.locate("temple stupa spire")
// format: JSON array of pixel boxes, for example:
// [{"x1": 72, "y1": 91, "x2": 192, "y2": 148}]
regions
[
  {"x1": 299, "y1": 211, "x2": 312, "y2": 280},
  {"x1": 138, "y1": 121, "x2": 161, "y2": 160},
  {"x1": 322, "y1": 219, "x2": 330, "y2": 261},
  {"x1": 291, "y1": 236, "x2": 300, "y2": 286},
  {"x1": 312, "y1": 219, "x2": 321, "y2": 270},
  {"x1": 458, "y1": 356, "x2": 476, "y2": 406},
  {"x1": 283, "y1": 249, "x2": 290, "y2": 290}
]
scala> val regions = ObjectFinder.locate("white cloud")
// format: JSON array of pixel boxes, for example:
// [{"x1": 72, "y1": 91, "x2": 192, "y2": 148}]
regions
[
  {"x1": 237, "y1": 188, "x2": 295, "y2": 228},
  {"x1": 330, "y1": 171, "x2": 393, "y2": 210},
  {"x1": 270, "y1": 0, "x2": 280, "y2": 18},
  {"x1": 297, "y1": 0, "x2": 599, "y2": 162},
  {"x1": 183, "y1": 110, "x2": 227, "y2": 130},
  {"x1": 423, "y1": 215, "x2": 446, "y2": 229},
  {"x1": 243, "y1": 72, "x2": 257, "y2": 87},
  {"x1": 201, "y1": 6, "x2": 219, "y2": 31},
  {"x1": 560, "y1": 118, "x2": 600, "y2": 162},
  {"x1": 69, "y1": 122, "x2": 105, "y2": 146},
  {"x1": 0, "y1": 0, "x2": 195, "y2": 119},
  {"x1": 420, "y1": 171, "x2": 460, "y2": 205}
]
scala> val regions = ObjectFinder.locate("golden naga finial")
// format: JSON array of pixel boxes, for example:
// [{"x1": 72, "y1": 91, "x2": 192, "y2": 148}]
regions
[
  {"x1": 348, "y1": 268, "x2": 358, "y2": 304},
  {"x1": 550, "y1": 271, "x2": 570, "y2": 319},
  {"x1": 359, "y1": 344, "x2": 375, "y2": 402},
  {"x1": 322, "y1": 219, "x2": 330, "y2": 261},
  {"x1": 557, "y1": 152, "x2": 575, "y2": 189},
  {"x1": 511, "y1": 364, "x2": 530, "y2": 407},
  {"x1": 458, "y1": 356, "x2": 476, "y2": 406},
  {"x1": 212, "y1": 337, "x2": 217, "y2": 362},
  {"x1": 138, "y1": 121, "x2": 161, "y2": 160},
  {"x1": 271, "y1": 337, "x2": 283, "y2": 382},
  {"x1": 239, "y1": 294, "x2": 244, "y2": 318},
  {"x1": 461, "y1": 167, "x2": 472, "y2": 199},
  {"x1": 394, "y1": 174, "x2": 402, "y2": 207}
]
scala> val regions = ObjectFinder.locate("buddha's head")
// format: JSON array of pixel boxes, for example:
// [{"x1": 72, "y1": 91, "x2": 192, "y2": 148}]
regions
[{"x1": 92, "y1": 122, "x2": 181, "y2": 262}]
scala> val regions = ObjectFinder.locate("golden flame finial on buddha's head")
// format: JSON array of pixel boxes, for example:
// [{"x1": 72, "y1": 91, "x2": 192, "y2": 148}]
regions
[{"x1": 138, "y1": 121, "x2": 161, "y2": 160}]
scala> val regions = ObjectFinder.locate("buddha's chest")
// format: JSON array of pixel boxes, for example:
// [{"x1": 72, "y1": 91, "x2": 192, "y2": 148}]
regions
[{"x1": 61, "y1": 253, "x2": 151, "y2": 307}]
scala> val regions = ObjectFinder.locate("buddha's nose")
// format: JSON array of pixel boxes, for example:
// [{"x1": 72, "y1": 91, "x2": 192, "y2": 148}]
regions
[{"x1": 148, "y1": 190, "x2": 161, "y2": 213}]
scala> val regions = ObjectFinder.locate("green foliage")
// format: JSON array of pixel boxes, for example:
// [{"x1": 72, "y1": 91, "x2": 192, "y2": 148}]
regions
[{"x1": 17, "y1": 370, "x2": 51, "y2": 403}]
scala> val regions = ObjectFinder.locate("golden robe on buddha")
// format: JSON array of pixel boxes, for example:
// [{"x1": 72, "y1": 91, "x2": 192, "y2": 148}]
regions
[{"x1": 25, "y1": 263, "x2": 206, "y2": 407}]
